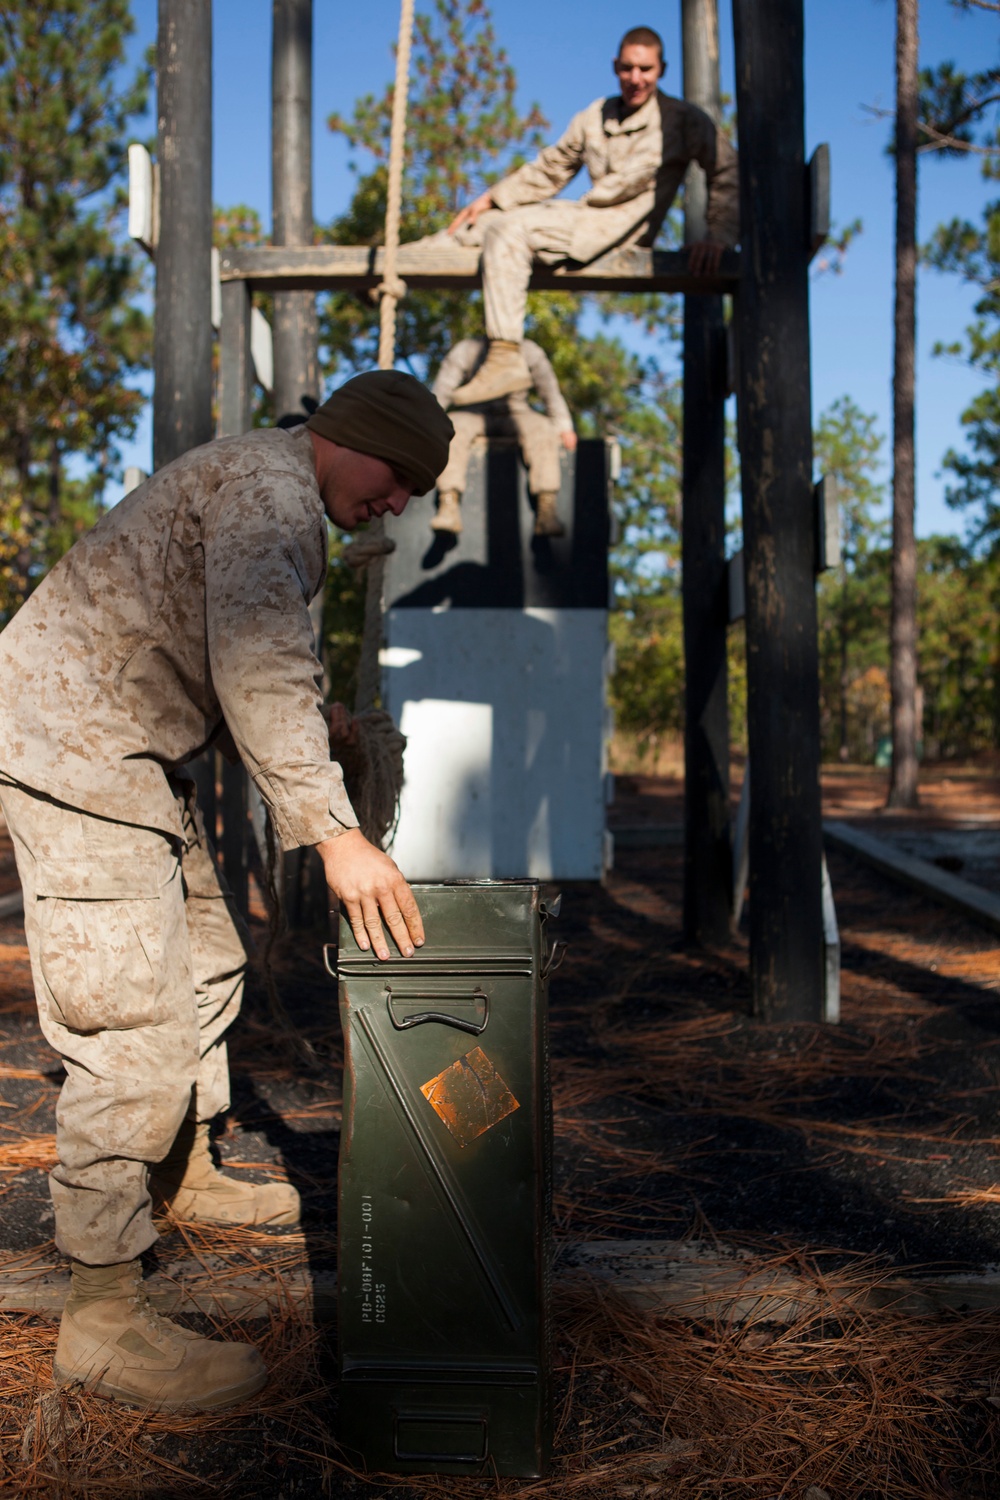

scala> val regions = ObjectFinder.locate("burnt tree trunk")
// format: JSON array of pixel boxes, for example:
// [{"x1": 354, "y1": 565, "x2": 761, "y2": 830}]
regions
[
  {"x1": 682, "y1": 0, "x2": 732, "y2": 947},
  {"x1": 153, "y1": 0, "x2": 213, "y2": 470},
  {"x1": 272, "y1": 0, "x2": 318, "y2": 419},
  {"x1": 733, "y1": 0, "x2": 824, "y2": 1021},
  {"x1": 888, "y1": 0, "x2": 920, "y2": 808}
]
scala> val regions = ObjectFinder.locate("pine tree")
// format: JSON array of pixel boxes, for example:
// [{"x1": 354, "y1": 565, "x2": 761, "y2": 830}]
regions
[{"x1": 0, "y1": 0, "x2": 151, "y2": 620}]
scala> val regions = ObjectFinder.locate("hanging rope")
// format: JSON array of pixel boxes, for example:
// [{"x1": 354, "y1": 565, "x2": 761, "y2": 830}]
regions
[
  {"x1": 377, "y1": 0, "x2": 415, "y2": 371},
  {"x1": 354, "y1": 0, "x2": 415, "y2": 722},
  {"x1": 347, "y1": 0, "x2": 416, "y2": 843}
]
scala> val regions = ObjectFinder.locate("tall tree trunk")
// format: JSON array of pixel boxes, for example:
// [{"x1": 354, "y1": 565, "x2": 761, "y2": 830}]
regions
[
  {"x1": 838, "y1": 574, "x2": 850, "y2": 761},
  {"x1": 888, "y1": 0, "x2": 920, "y2": 807}
]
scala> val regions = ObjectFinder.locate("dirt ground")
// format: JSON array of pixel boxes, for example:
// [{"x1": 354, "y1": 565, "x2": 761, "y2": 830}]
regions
[{"x1": 2, "y1": 769, "x2": 1000, "y2": 1496}]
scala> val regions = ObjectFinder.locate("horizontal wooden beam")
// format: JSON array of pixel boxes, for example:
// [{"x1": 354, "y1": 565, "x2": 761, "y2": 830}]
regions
[
  {"x1": 825, "y1": 820, "x2": 1000, "y2": 937},
  {"x1": 218, "y1": 242, "x2": 740, "y2": 296},
  {"x1": 6, "y1": 1239, "x2": 1000, "y2": 1323}
]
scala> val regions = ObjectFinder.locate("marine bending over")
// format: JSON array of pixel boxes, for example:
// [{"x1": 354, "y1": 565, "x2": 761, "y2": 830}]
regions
[{"x1": 0, "y1": 371, "x2": 453, "y2": 1414}]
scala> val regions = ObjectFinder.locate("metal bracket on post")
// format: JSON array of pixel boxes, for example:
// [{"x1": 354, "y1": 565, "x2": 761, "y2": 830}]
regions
[
  {"x1": 807, "y1": 143, "x2": 831, "y2": 258},
  {"x1": 814, "y1": 474, "x2": 841, "y2": 572}
]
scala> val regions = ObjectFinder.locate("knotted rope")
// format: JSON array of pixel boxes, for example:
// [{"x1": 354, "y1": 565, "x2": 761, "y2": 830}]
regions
[
  {"x1": 377, "y1": 0, "x2": 415, "y2": 372},
  {"x1": 345, "y1": 0, "x2": 416, "y2": 845}
]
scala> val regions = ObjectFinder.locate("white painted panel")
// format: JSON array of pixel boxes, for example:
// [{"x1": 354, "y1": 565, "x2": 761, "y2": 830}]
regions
[
  {"x1": 250, "y1": 306, "x2": 274, "y2": 392},
  {"x1": 391, "y1": 699, "x2": 493, "y2": 879},
  {"x1": 384, "y1": 608, "x2": 608, "y2": 881},
  {"x1": 127, "y1": 143, "x2": 153, "y2": 246}
]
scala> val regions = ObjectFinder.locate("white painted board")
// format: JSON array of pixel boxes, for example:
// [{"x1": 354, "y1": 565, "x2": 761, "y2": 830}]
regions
[{"x1": 383, "y1": 607, "x2": 609, "y2": 881}]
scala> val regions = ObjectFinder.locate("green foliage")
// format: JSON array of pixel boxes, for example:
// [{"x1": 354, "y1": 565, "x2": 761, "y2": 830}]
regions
[
  {"x1": 0, "y1": 0, "x2": 152, "y2": 619},
  {"x1": 917, "y1": 535, "x2": 1000, "y2": 757},
  {"x1": 813, "y1": 397, "x2": 890, "y2": 760},
  {"x1": 925, "y1": 199, "x2": 1000, "y2": 546},
  {"x1": 922, "y1": 49, "x2": 1000, "y2": 552}
]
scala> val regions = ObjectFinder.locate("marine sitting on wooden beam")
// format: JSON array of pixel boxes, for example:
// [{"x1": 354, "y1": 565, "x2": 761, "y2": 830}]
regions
[
  {"x1": 0, "y1": 371, "x2": 452, "y2": 1414},
  {"x1": 410, "y1": 24, "x2": 739, "y2": 408},
  {"x1": 431, "y1": 336, "x2": 577, "y2": 538}
]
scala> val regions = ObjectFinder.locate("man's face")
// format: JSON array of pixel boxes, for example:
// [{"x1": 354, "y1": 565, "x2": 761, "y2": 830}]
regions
[
  {"x1": 311, "y1": 433, "x2": 415, "y2": 530},
  {"x1": 614, "y1": 43, "x2": 664, "y2": 112}
]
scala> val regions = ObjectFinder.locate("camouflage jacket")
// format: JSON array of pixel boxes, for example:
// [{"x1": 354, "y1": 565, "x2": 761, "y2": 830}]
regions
[
  {"x1": 0, "y1": 425, "x2": 359, "y2": 851},
  {"x1": 490, "y1": 89, "x2": 739, "y2": 265}
]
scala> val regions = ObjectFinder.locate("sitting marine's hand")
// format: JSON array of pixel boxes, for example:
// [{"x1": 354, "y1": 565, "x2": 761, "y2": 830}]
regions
[
  {"x1": 447, "y1": 188, "x2": 494, "y2": 236},
  {"x1": 315, "y1": 828, "x2": 424, "y2": 961},
  {"x1": 688, "y1": 239, "x2": 725, "y2": 277}
]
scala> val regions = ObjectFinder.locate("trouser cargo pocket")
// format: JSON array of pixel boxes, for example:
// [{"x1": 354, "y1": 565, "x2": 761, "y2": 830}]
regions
[{"x1": 33, "y1": 856, "x2": 177, "y2": 1034}]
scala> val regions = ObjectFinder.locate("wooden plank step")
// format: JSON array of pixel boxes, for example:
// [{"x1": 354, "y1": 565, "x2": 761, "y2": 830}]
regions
[
  {"x1": 4, "y1": 1239, "x2": 999, "y2": 1323},
  {"x1": 218, "y1": 243, "x2": 739, "y2": 296},
  {"x1": 824, "y1": 819, "x2": 1000, "y2": 937}
]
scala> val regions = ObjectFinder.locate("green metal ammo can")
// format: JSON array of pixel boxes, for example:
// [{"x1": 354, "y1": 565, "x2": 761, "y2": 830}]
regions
[{"x1": 332, "y1": 880, "x2": 557, "y2": 1478}]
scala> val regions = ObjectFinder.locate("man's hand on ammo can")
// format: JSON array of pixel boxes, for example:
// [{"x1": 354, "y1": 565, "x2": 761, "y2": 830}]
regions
[{"x1": 316, "y1": 829, "x2": 424, "y2": 961}]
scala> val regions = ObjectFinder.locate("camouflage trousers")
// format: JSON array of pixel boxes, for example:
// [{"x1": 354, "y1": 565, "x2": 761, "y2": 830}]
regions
[
  {"x1": 0, "y1": 778, "x2": 248, "y2": 1266},
  {"x1": 452, "y1": 203, "x2": 578, "y2": 343},
  {"x1": 437, "y1": 396, "x2": 563, "y2": 498}
]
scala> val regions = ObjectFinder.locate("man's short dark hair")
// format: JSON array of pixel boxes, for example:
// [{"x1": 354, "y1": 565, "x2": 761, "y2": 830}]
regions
[{"x1": 617, "y1": 26, "x2": 664, "y2": 61}]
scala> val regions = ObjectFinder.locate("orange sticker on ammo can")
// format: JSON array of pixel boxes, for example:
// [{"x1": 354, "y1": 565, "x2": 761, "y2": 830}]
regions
[{"x1": 420, "y1": 1046, "x2": 520, "y2": 1147}]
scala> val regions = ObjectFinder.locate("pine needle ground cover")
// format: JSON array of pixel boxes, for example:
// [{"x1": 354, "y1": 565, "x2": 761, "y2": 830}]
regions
[{"x1": 2, "y1": 779, "x2": 1000, "y2": 1497}]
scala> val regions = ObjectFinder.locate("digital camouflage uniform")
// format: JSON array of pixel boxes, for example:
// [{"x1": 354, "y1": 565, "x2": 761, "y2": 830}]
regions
[
  {"x1": 433, "y1": 338, "x2": 573, "y2": 497},
  {"x1": 0, "y1": 424, "x2": 358, "y2": 1265},
  {"x1": 450, "y1": 89, "x2": 740, "y2": 342}
]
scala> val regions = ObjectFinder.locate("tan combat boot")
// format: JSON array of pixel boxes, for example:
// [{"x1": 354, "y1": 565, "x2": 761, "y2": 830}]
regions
[
  {"x1": 450, "y1": 340, "x2": 532, "y2": 406},
  {"x1": 54, "y1": 1259, "x2": 267, "y2": 1412},
  {"x1": 150, "y1": 1119, "x2": 300, "y2": 1228},
  {"x1": 534, "y1": 491, "x2": 566, "y2": 537},
  {"x1": 431, "y1": 489, "x2": 463, "y2": 534}
]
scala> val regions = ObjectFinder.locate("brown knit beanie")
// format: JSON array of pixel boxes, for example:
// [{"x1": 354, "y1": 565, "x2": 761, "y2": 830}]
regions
[{"x1": 305, "y1": 370, "x2": 453, "y2": 495}]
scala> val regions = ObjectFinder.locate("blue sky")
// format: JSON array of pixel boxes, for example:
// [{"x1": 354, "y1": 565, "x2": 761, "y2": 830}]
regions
[{"x1": 116, "y1": 0, "x2": 1000, "y2": 539}]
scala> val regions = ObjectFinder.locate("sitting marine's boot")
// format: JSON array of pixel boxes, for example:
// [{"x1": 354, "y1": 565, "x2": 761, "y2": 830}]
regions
[
  {"x1": 150, "y1": 1119, "x2": 300, "y2": 1228},
  {"x1": 54, "y1": 1259, "x2": 267, "y2": 1411},
  {"x1": 533, "y1": 491, "x2": 566, "y2": 538},
  {"x1": 431, "y1": 489, "x2": 463, "y2": 534},
  {"x1": 450, "y1": 340, "x2": 532, "y2": 407}
]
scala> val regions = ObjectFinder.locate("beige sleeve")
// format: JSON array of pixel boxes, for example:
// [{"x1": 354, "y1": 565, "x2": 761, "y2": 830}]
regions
[
  {"x1": 203, "y1": 475, "x2": 360, "y2": 852},
  {"x1": 525, "y1": 343, "x2": 574, "y2": 433},
  {"x1": 432, "y1": 341, "x2": 480, "y2": 410},
  {"x1": 489, "y1": 108, "x2": 589, "y2": 211}
]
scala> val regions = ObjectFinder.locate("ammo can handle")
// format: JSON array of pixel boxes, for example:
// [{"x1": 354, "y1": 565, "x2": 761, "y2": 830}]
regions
[{"x1": 385, "y1": 985, "x2": 490, "y2": 1036}]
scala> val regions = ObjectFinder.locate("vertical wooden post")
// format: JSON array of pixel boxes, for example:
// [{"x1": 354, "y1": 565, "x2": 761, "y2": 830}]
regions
[
  {"x1": 681, "y1": 0, "x2": 731, "y2": 947},
  {"x1": 217, "y1": 277, "x2": 253, "y2": 916},
  {"x1": 219, "y1": 279, "x2": 253, "y2": 437},
  {"x1": 154, "y1": 0, "x2": 213, "y2": 470},
  {"x1": 272, "y1": 0, "x2": 318, "y2": 418},
  {"x1": 733, "y1": 0, "x2": 824, "y2": 1021}
]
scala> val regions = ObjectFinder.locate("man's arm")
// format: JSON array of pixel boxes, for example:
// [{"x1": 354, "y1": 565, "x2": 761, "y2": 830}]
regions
[
  {"x1": 448, "y1": 108, "x2": 590, "y2": 234},
  {"x1": 524, "y1": 343, "x2": 575, "y2": 440},
  {"x1": 432, "y1": 341, "x2": 480, "y2": 410},
  {"x1": 687, "y1": 107, "x2": 740, "y2": 275},
  {"x1": 203, "y1": 475, "x2": 421, "y2": 957}
]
